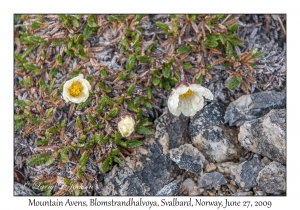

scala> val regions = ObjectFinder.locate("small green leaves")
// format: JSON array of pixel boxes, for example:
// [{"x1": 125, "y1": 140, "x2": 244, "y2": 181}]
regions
[
  {"x1": 110, "y1": 108, "x2": 119, "y2": 118},
  {"x1": 22, "y1": 44, "x2": 37, "y2": 58},
  {"x1": 23, "y1": 63, "x2": 42, "y2": 75},
  {"x1": 28, "y1": 154, "x2": 50, "y2": 166},
  {"x1": 228, "y1": 23, "x2": 238, "y2": 33},
  {"x1": 162, "y1": 64, "x2": 171, "y2": 78},
  {"x1": 29, "y1": 117, "x2": 43, "y2": 125},
  {"x1": 14, "y1": 119, "x2": 25, "y2": 132},
  {"x1": 136, "y1": 55, "x2": 153, "y2": 63},
  {"x1": 101, "y1": 158, "x2": 110, "y2": 173},
  {"x1": 51, "y1": 40, "x2": 67, "y2": 47},
  {"x1": 156, "y1": 21, "x2": 169, "y2": 33},
  {"x1": 195, "y1": 74, "x2": 203, "y2": 84},
  {"x1": 100, "y1": 67, "x2": 107, "y2": 78},
  {"x1": 177, "y1": 45, "x2": 193, "y2": 54},
  {"x1": 126, "y1": 84, "x2": 135, "y2": 95},
  {"x1": 99, "y1": 82, "x2": 112, "y2": 92},
  {"x1": 79, "y1": 151, "x2": 89, "y2": 166},
  {"x1": 227, "y1": 76, "x2": 242, "y2": 90},
  {"x1": 252, "y1": 51, "x2": 266, "y2": 58},
  {"x1": 152, "y1": 77, "x2": 161, "y2": 86},
  {"x1": 226, "y1": 41, "x2": 234, "y2": 58},
  {"x1": 136, "y1": 126, "x2": 153, "y2": 135},
  {"x1": 86, "y1": 114, "x2": 96, "y2": 125},
  {"x1": 145, "y1": 87, "x2": 152, "y2": 99},
  {"x1": 144, "y1": 100, "x2": 152, "y2": 109},
  {"x1": 56, "y1": 54, "x2": 63, "y2": 65},
  {"x1": 126, "y1": 55, "x2": 136, "y2": 71},
  {"x1": 126, "y1": 140, "x2": 143, "y2": 148},
  {"x1": 14, "y1": 99, "x2": 31, "y2": 108},
  {"x1": 45, "y1": 108, "x2": 53, "y2": 119},
  {"x1": 76, "y1": 98, "x2": 92, "y2": 110}
]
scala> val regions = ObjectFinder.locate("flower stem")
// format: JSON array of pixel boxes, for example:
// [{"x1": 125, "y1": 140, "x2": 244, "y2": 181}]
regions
[{"x1": 176, "y1": 61, "x2": 186, "y2": 82}]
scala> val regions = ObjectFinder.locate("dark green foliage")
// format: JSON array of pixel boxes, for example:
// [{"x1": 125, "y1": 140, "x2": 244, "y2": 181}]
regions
[
  {"x1": 177, "y1": 45, "x2": 193, "y2": 54},
  {"x1": 28, "y1": 154, "x2": 50, "y2": 166},
  {"x1": 126, "y1": 55, "x2": 136, "y2": 71},
  {"x1": 76, "y1": 98, "x2": 92, "y2": 110},
  {"x1": 227, "y1": 76, "x2": 242, "y2": 90}
]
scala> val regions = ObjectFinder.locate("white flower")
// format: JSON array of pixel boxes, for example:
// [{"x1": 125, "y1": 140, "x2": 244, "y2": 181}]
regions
[
  {"x1": 118, "y1": 115, "x2": 135, "y2": 137},
  {"x1": 167, "y1": 82, "x2": 213, "y2": 116},
  {"x1": 62, "y1": 74, "x2": 91, "y2": 103}
]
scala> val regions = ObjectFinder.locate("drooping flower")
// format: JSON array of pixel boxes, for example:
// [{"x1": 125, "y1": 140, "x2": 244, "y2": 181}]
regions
[
  {"x1": 62, "y1": 74, "x2": 91, "y2": 103},
  {"x1": 167, "y1": 82, "x2": 213, "y2": 116},
  {"x1": 118, "y1": 115, "x2": 135, "y2": 137}
]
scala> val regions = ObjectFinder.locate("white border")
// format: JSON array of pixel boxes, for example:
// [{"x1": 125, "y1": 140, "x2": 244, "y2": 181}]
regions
[{"x1": 3, "y1": 0, "x2": 298, "y2": 209}]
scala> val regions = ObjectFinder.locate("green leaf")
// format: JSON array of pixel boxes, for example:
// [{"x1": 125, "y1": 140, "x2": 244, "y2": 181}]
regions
[
  {"x1": 14, "y1": 99, "x2": 31, "y2": 108},
  {"x1": 176, "y1": 45, "x2": 193, "y2": 54},
  {"x1": 219, "y1": 34, "x2": 226, "y2": 45},
  {"x1": 63, "y1": 178, "x2": 74, "y2": 187},
  {"x1": 47, "y1": 127, "x2": 59, "y2": 134},
  {"x1": 162, "y1": 81, "x2": 171, "y2": 90},
  {"x1": 183, "y1": 62, "x2": 193, "y2": 69},
  {"x1": 227, "y1": 35, "x2": 244, "y2": 46},
  {"x1": 22, "y1": 44, "x2": 36, "y2": 58},
  {"x1": 14, "y1": 53, "x2": 26, "y2": 63},
  {"x1": 226, "y1": 41, "x2": 234, "y2": 58},
  {"x1": 156, "y1": 21, "x2": 169, "y2": 33},
  {"x1": 45, "y1": 108, "x2": 53, "y2": 119},
  {"x1": 136, "y1": 125, "x2": 153, "y2": 135},
  {"x1": 99, "y1": 82, "x2": 112, "y2": 92},
  {"x1": 134, "y1": 96, "x2": 142, "y2": 105},
  {"x1": 126, "y1": 140, "x2": 143, "y2": 148},
  {"x1": 49, "y1": 68, "x2": 58, "y2": 77},
  {"x1": 136, "y1": 55, "x2": 153, "y2": 63},
  {"x1": 114, "y1": 131, "x2": 122, "y2": 144},
  {"x1": 37, "y1": 138, "x2": 50, "y2": 146},
  {"x1": 83, "y1": 26, "x2": 93, "y2": 41},
  {"x1": 147, "y1": 40, "x2": 158, "y2": 53},
  {"x1": 127, "y1": 100, "x2": 137, "y2": 112},
  {"x1": 56, "y1": 54, "x2": 63, "y2": 65},
  {"x1": 111, "y1": 148, "x2": 120, "y2": 156},
  {"x1": 145, "y1": 87, "x2": 152, "y2": 99},
  {"x1": 162, "y1": 65, "x2": 171, "y2": 78},
  {"x1": 227, "y1": 76, "x2": 242, "y2": 90},
  {"x1": 79, "y1": 151, "x2": 89, "y2": 166},
  {"x1": 44, "y1": 156, "x2": 55, "y2": 166},
  {"x1": 152, "y1": 77, "x2": 161, "y2": 86},
  {"x1": 29, "y1": 118, "x2": 43, "y2": 125},
  {"x1": 195, "y1": 74, "x2": 203, "y2": 84},
  {"x1": 126, "y1": 84, "x2": 135, "y2": 95},
  {"x1": 110, "y1": 108, "x2": 119, "y2": 118},
  {"x1": 144, "y1": 100, "x2": 152, "y2": 109},
  {"x1": 101, "y1": 158, "x2": 111, "y2": 173},
  {"x1": 126, "y1": 55, "x2": 136, "y2": 71},
  {"x1": 72, "y1": 18, "x2": 79, "y2": 28},
  {"x1": 79, "y1": 135, "x2": 86, "y2": 143},
  {"x1": 76, "y1": 116, "x2": 82, "y2": 128},
  {"x1": 86, "y1": 114, "x2": 96, "y2": 125},
  {"x1": 103, "y1": 95, "x2": 114, "y2": 106},
  {"x1": 47, "y1": 78, "x2": 56, "y2": 94},
  {"x1": 228, "y1": 23, "x2": 238, "y2": 33},
  {"x1": 100, "y1": 67, "x2": 107, "y2": 78},
  {"x1": 94, "y1": 134, "x2": 107, "y2": 145},
  {"x1": 23, "y1": 63, "x2": 42, "y2": 75},
  {"x1": 107, "y1": 15, "x2": 118, "y2": 22},
  {"x1": 31, "y1": 20, "x2": 41, "y2": 30},
  {"x1": 59, "y1": 148, "x2": 69, "y2": 163},
  {"x1": 113, "y1": 156, "x2": 122, "y2": 164},
  {"x1": 28, "y1": 154, "x2": 49, "y2": 166},
  {"x1": 252, "y1": 51, "x2": 266, "y2": 58},
  {"x1": 14, "y1": 14, "x2": 22, "y2": 25},
  {"x1": 51, "y1": 40, "x2": 67, "y2": 46},
  {"x1": 14, "y1": 119, "x2": 25, "y2": 132},
  {"x1": 137, "y1": 108, "x2": 143, "y2": 119},
  {"x1": 76, "y1": 98, "x2": 92, "y2": 110}
]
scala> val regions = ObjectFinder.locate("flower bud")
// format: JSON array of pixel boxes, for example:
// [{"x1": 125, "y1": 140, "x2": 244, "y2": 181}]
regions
[{"x1": 117, "y1": 115, "x2": 135, "y2": 137}]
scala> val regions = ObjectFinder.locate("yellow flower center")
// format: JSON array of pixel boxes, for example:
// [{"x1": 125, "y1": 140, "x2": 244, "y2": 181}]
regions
[
  {"x1": 179, "y1": 89, "x2": 194, "y2": 99},
  {"x1": 69, "y1": 82, "x2": 82, "y2": 97}
]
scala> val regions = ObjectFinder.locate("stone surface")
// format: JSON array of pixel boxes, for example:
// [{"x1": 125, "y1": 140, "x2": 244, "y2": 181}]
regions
[
  {"x1": 189, "y1": 102, "x2": 240, "y2": 163},
  {"x1": 216, "y1": 162, "x2": 239, "y2": 176},
  {"x1": 227, "y1": 183, "x2": 237, "y2": 193},
  {"x1": 205, "y1": 163, "x2": 217, "y2": 173},
  {"x1": 156, "y1": 180, "x2": 181, "y2": 196},
  {"x1": 100, "y1": 109, "x2": 187, "y2": 195},
  {"x1": 233, "y1": 191, "x2": 253, "y2": 196},
  {"x1": 238, "y1": 109, "x2": 286, "y2": 164},
  {"x1": 256, "y1": 161, "x2": 286, "y2": 195},
  {"x1": 224, "y1": 91, "x2": 286, "y2": 126},
  {"x1": 169, "y1": 144, "x2": 207, "y2": 174},
  {"x1": 14, "y1": 182, "x2": 36, "y2": 196},
  {"x1": 155, "y1": 108, "x2": 190, "y2": 154},
  {"x1": 231, "y1": 155, "x2": 265, "y2": 191},
  {"x1": 180, "y1": 178, "x2": 200, "y2": 196},
  {"x1": 199, "y1": 172, "x2": 227, "y2": 190}
]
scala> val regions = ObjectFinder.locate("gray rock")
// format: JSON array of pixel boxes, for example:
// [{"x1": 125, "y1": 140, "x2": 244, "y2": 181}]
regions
[
  {"x1": 256, "y1": 161, "x2": 286, "y2": 195},
  {"x1": 100, "y1": 109, "x2": 187, "y2": 195},
  {"x1": 169, "y1": 144, "x2": 207, "y2": 173},
  {"x1": 14, "y1": 182, "x2": 36, "y2": 196},
  {"x1": 155, "y1": 108, "x2": 190, "y2": 153},
  {"x1": 189, "y1": 102, "x2": 240, "y2": 163},
  {"x1": 205, "y1": 163, "x2": 217, "y2": 173},
  {"x1": 216, "y1": 162, "x2": 239, "y2": 176},
  {"x1": 199, "y1": 172, "x2": 227, "y2": 190},
  {"x1": 233, "y1": 191, "x2": 253, "y2": 196},
  {"x1": 238, "y1": 109, "x2": 286, "y2": 164},
  {"x1": 227, "y1": 183, "x2": 237, "y2": 193},
  {"x1": 156, "y1": 180, "x2": 181, "y2": 196},
  {"x1": 224, "y1": 91, "x2": 286, "y2": 126},
  {"x1": 231, "y1": 155, "x2": 265, "y2": 191},
  {"x1": 180, "y1": 178, "x2": 200, "y2": 196}
]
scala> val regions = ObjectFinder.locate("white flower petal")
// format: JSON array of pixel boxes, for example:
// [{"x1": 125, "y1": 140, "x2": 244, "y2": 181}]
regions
[
  {"x1": 191, "y1": 93, "x2": 204, "y2": 112},
  {"x1": 118, "y1": 115, "x2": 135, "y2": 137},
  {"x1": 173, "y1": 84, "x2": 189, "y2": 94},
  {"x1": 180, "y1": 100, "x2": 194, "y2": 116},
  {"x1": 189, "y1": 84, "x2": 214, "y2": 100}
]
